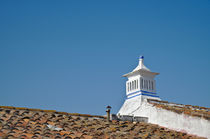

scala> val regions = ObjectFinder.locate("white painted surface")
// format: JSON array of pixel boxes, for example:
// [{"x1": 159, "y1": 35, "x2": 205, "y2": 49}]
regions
[
  {"x1": 132, "y1": 56, "x2": 150, "y2": 72},
  {"x1": 118, "y1": 56, "x2": 210, "y2": 138},
  {"x1": 123, "y1": 56, "x2": 160, "y2": 99},
  {"x1": 118, "y1": 99, "x2": 210, "y2": 138}
]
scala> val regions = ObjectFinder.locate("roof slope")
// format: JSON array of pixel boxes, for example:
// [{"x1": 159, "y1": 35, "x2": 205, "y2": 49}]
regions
[
  {"x1": 148, "y1": 99, "x2": 210, "y2": 120},
  {"x1": 0, "y1": 106, "x2": 206, "y2": 139},
  {"x1": 123, "y1": 56, "x2": 159, "y2": 77}
]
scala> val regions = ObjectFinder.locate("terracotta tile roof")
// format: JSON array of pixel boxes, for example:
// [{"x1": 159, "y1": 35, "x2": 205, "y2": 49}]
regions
[
  {"x1": 147, "y1": 99, "x2": 210, "y2": 120},
  {"x1": 0, "y1": 106, "x2": 206, "y2": 138}
]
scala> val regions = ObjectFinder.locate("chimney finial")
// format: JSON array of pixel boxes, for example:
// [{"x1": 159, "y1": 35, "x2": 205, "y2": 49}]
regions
[{"x1": 139, "y1": 55, "x2": 144, "y2": 59}]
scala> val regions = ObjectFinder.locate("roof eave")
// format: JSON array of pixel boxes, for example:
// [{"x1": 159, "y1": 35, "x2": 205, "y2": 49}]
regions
[{"x1": 123, "y1": 70, "x2": 159, "y2": 77}]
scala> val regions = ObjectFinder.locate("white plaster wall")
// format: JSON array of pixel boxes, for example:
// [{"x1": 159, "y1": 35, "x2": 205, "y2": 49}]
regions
[
  {"x1": 118, "y1": 95, "x2": 143, "y2": 115},
  {"x1": 126, "y1": 74, "x2": 156, "y2": 95},
  {"x1": 118, "y1": 99, "x2": 210, "y2": 138},
  {"x1": 126, "y1": 75, "x2": 140, "y2": 95}
]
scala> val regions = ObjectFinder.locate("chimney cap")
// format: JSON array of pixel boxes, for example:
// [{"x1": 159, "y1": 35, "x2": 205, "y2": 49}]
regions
[{"x1": 106, "y1": 106, "x2": 111, "y2": 109}]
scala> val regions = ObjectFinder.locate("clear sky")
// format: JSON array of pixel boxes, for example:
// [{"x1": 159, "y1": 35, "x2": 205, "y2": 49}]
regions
[{"x1": 0, "y1": 0, "x2": 210, "y2": 115}]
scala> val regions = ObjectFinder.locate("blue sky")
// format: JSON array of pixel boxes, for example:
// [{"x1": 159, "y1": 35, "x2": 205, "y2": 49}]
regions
[{"x1": 0, "y1": 0, "x2": 210, "y2": 115}]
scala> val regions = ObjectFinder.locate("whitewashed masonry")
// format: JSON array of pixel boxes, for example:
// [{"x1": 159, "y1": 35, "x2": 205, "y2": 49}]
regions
[
  {"x1": 118, "y1": 56, "x2": 210, "y2": 138},
  {"x1": 121, "y1": 56, "x2": 160, "y2": 101}
]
